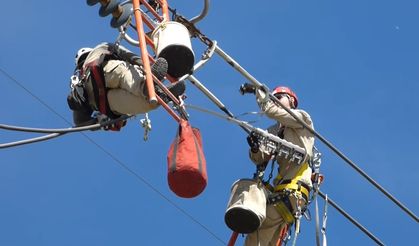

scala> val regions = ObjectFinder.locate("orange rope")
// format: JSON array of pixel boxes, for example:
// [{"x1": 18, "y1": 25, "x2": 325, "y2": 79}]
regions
[{"x1": 276, "y1": 224, "x2": 289, "y2": 246}]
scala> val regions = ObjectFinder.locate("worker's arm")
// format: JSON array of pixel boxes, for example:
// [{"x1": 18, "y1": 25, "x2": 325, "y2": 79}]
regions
[
  {"x1": 249, "y1": 148, "x2": 272, "y2": 166},
  {"x1": 247, "y1": 132, "x2": 273, "y2": 165},
  {"x1": 261, "y1": 100, "x2": 313, "y2": 128},
  {"x1": 110, "y1": 43, "x2": 143, "y2": 66}
]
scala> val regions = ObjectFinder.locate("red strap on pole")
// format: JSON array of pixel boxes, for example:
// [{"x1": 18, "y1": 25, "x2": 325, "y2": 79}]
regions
[{"x1": 228, "y1": 232, "x2": 239, "y2": 246}]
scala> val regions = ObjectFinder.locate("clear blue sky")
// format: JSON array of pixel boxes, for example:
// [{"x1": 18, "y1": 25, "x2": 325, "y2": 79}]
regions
[{"x1": 1, "y1": 1, "x2": 418, "y2": 245}]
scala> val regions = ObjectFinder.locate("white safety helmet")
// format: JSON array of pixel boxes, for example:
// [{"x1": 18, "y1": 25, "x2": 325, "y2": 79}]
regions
[{"x1": 75, "y1": 47, "x2": 93, "y2": 66}]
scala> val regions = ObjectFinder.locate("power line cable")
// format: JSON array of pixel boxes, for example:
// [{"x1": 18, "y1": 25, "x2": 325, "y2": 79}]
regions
[
  {"x1": 212, "y1": 47, "x2": 418, "y2": 222},
  {"x1": 317, "y1": 191, "x2": 384, "y2": 246},
  {"x1": 0, "y1": 115, "x2": 130, "y2": 134},
  {"x1": 1, "y1": 132, "x2": 64, "y2": 149},
  {"x1": 0, "y1": 67, "x2": 227, "y2": 245},
  {"x1": 83, "y1": 134, "x2": 226, "y2": 245},
  {"x1": 264, "y1": 92, "x2": 418, "y2": 222},
  {"x1": 0, "y1": 116, "x2": 130, "y2": 149},
  {"x1": 0, "y1": 67, "x2": 70, "y2": 123}
]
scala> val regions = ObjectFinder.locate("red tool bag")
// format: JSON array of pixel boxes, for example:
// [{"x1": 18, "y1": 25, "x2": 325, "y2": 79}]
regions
[{"x1": 167, "y1": 120, "x2": 207, "y2": 198}]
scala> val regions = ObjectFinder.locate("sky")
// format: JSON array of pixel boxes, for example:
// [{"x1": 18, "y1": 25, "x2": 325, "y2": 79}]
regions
[{"x1": 1, "y1": 0, "x2": 418, "y2": 245}]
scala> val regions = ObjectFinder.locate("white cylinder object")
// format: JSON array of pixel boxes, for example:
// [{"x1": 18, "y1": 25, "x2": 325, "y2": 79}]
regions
[
  {"x1": 224, "y1": 179, "x2": 267, "y2": 234},
  {"x1": 152, "y1": 21, "x2": 195, "y2": 78}
]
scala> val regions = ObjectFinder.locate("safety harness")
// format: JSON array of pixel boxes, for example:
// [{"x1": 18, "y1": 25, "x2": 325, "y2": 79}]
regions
[
  {"x1": 259, "y1": 146, "x2": 324, "y2": 246},
  {"x1": 78, "y1": 49, "x2": 127, "y2": 131}
]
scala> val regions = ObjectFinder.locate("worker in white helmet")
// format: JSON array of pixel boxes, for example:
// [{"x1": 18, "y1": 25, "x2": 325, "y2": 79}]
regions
[{"x1": 67, "y1": 42, "x2": 185, "y2": 130}]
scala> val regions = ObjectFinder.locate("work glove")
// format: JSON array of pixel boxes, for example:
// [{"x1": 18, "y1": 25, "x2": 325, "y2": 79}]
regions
[
  {"x1": 239, "y1": 83, "x2": 256, "y2": 95},
  {"x1": 247, "y1": 131, "x2": 260, "y2": 153},
  {"x1": 256, "y1": 84, "x2": 270, "y2": 103},
  {"x1": 255, "y1": 84, "x2": 271, "y2": 111}
]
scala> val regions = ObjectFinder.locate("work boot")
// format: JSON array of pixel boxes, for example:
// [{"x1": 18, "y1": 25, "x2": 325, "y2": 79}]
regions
[
  {"x1": 146, "y1": 57, "x2": 186, "y2": 103},
  {"x1": 156, "y1": 81, "x2": 186, "y2": 104},
  {"x1": 151, "y1": 57, "x2": 168, "y2": 81}
]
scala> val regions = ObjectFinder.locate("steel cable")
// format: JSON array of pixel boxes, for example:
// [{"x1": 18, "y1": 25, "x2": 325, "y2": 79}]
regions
[
  {"x1": 318, "y1": 191, "x2": 385, "y2": 246},
  {"x1": 0, "y1": 116, "x2": 131, "y2": 149}
]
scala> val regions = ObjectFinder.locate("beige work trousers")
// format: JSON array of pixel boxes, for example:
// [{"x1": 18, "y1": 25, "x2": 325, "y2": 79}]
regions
[
  {"x1": 244, "y1": 204, "x2": 286, "y2": 246},
  {"x1": 244, "y1": 194, "x2": 303, "y2": 246},
  {"x1": 101, "y1": 60, "x2": 158, "y2": 115}
]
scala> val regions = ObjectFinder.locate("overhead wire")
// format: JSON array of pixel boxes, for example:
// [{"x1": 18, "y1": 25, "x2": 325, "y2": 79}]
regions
[
  {"x1": 2, "y1": 54, "x2": 414, "y2": 245},
  {"x1": 0, "y1": 115, "x2": 130, "y2": 134},
  {"x1": 2, "y1": 77, "x2": 396, "y2": 245},
  {"x1": 2, "y1": 12, "x2": 417, "y2": 242},
  {"x1": 265, "y1": 91, "x2": 418, "y2": 222},
  {"x1": 317, "y1": 191, "x2": 384, "y2": 246},
  {"x1": 1, "y1": 132, "x2": 64, "y2": 149},
  {"x1": 211, "y1": 46, "x2": 418, "y2": 222},
  {"x1": 0, "y1": 116, "x2": 130, "y2": 149},
  {"x1": 0, "y1": 67, "x2": 227, "y2": 245}
]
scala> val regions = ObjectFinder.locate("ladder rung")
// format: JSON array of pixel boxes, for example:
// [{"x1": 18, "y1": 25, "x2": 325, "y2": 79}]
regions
[{"x1": 140, "y1": 0, "x2": 163, "y2": 22}]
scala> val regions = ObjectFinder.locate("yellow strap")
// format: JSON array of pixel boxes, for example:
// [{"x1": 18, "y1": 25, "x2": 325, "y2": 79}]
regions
[
  {"x1": 274, "y1": 202, "x2": 295, "y2": 224},
  {"x1": 274, "y1": 163, "x2": 309, "y2": 185},
  {"x1": 291, "y1": 162, "x2": 309, "y2": 181},
  {"x1": 273, "y1": 162, "x2": 310, "y2": 198}
]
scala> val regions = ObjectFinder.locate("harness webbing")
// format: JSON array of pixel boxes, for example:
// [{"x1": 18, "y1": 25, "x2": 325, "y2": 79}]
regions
[{"x1": 85, "y1": 60, "x2": 117, "y2": 119}]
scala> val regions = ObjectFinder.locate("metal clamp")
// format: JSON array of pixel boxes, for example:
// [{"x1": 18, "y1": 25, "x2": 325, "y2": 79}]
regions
[{"x1": 140, "y1": 113, "x2": 152, "y2": 141}]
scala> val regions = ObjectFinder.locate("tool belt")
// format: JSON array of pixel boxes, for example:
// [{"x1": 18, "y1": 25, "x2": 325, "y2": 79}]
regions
[
  {"x1": 275, "y1": 179, "x2": 310, "y2": 202},
  {"x1": 267, "y1": 180, "x2": 311, "y2": 224}
]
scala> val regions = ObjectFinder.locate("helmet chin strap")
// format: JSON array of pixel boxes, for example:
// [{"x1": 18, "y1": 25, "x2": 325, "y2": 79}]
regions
[{"x1": 290, "y1": 97, "x2": 296, "y2": 109}]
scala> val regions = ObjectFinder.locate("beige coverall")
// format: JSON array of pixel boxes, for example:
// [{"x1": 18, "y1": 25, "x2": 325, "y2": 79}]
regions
[
  {"x1": 245, "y1": 99, "x2": 315, "y2": 246},
  {"x1": 83, "y1": 43, "x2": 158, "y2": 116}
]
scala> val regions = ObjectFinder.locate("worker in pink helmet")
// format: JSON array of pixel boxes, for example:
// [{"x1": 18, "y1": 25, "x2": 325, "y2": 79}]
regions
[{"x1": 245, "y1": 85, "x2": 315, "y2": 245}]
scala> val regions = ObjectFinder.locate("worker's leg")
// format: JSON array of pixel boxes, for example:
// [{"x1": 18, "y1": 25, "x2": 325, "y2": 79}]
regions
[
  {"x1": 103, "y1": 60, "x2": 146, "y2": 97},
  {"x1": 107, "y1": 88, "x2": 159, "y2": 115},
  {"x1": 244, "y1": 205, "x2": 284, "y2": 246}
]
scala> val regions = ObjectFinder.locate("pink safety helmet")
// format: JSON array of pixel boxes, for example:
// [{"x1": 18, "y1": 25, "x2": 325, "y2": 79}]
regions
[{"x1": 272, "y1": 86, "x2": 299, "y2": 108}]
